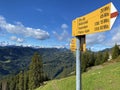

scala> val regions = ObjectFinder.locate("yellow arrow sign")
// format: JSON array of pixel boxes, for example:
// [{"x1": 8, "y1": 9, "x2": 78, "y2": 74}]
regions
[
  {"x1": 70, "y1": 36, "x2": 86, "y2": 52},
  {"x1": 72, "y1": 2, "x2": 118, "y2": 36},
  {"x1": 80, "y1": 35, "x2": 86, "y2": 52},
  {"x1": 72, "y1": 20, "x2": 77, "y2": 36},
  {"x1": 70, "y1": 38, "x2": 76, "y2": 52}
]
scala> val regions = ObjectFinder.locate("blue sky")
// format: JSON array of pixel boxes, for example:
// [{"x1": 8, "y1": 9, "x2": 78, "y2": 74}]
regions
[{"x1": 0, "y1": 0, "x2": 120, "y2": 51}]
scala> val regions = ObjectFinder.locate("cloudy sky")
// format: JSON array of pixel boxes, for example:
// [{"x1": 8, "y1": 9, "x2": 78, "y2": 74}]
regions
[{"x1": 0, "y1": 0, "x2": 119, "y2": 51}]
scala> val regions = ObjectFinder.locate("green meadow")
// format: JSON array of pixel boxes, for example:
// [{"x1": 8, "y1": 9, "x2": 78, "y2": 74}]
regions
[{"x1": 36, "y1": 58, "x2": 120, "y2": 90}]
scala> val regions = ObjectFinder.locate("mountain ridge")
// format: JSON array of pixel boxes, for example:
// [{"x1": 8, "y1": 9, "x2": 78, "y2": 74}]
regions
[{"x1": 0, "y1": 46, "x2": 75, "y2": 80}]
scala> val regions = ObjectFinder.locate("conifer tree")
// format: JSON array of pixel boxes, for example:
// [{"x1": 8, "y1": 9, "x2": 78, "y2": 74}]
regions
[
  {"x1": 15, "y1": 75, "x2": 19, "y2": 90},
  {"x1": 81, "y1": 52, "x2": 89, "y2": 72},
  {"x1": 9, "y1": 77, "x2": 16, "y2": 90},
  {"x1": 6, "y1": 80, "x2": 10, "y2": 90},
  {"x1": 95, "y1": 52, "x2": 103, "y2": 65},
  {"x1": 103, "y1": 51, "x2": 109, "y2": 62},
  {"x1": 112, "y1": 44, "x2": 120, "y2": 59},
  {"x1": 24, "y1": 71, "x2": 29, "y2": 90},
  {"x1": 0, "y1": 81, "x2": 2, "y2": 90},
  {"x1": 28, "y1": 52, "x2": 44, "y2": 90},
  {"x1": 18, "y1": 71, "x2": 24, "y2": 90},
  {"x1": 87, "y1": 52, "x2": 95, "y2": 67}
]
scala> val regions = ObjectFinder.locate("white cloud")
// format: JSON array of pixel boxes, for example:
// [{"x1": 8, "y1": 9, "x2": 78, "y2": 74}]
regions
[
  {"x1": 111, "y1": 25, "x2": 120, "y2": 44},
  {"x1": 61, "y1": 24, "x2": 68, "y2": 30},
  {"x1": 0, "y1": 41, "x2": 9, "y2": 46},
  {"x1": 0, "y1": 15, "x2": 49, "y2": 40},
  {"x1": 86, "y1": 32, "x2": 106, "y2": 45},
  {"x1": 10, "y1": 36, "x2": 24, "y2": 43},
  {"x1": 52, "y1": 45, "x2": 65, "y2": 49},
  {"x1": 10, "y1": 36, "x2": 17, "y2": 41},
  {"x1": 53, "y1": 23, "x2": 70, "y2": 42},
  {"x1": 53, "y1": 30, "x2": 70, "y2": 41},
  {"x1": 36, "y1": 8, "x2": 43, "y2": 12},
  {"x1": 17, "y1": 38, "x2": 24, "y2": 43},
  {"x1": 86, "y1": 32, "x2": 109, "y2": 51},
  {"x1": 112, "y1": 33, "x2": 120, "y2": 42}
]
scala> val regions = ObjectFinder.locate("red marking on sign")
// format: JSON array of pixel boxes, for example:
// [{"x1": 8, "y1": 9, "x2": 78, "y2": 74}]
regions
[{"x1": 111, "y1": 12, "x2": 119, "y2": 18}]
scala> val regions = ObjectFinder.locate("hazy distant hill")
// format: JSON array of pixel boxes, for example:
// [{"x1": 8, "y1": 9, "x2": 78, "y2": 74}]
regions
[{"x1": 0, "y1": 46, "x2": 75, "y2": 79}]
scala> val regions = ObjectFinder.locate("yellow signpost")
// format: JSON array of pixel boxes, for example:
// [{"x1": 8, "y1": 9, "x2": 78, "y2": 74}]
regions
[
  {"x1": 80, "y1": 35, "x2": 86, "y2": 52},
  {"x1": 72, "y1": 2, "x2": 113, "y2": 36},
  {"x1": 72, "y1": 19, "x2": 77, "y2": 36},
  {"x1": 71, "y1": 2, "x2": 118, "y2": 52},
  {"x1": 70, "y1": 36, "x2": 86, "y2": 52},
  {"x1": 70, "y1": 38, "x2": 76, "y2": 52},
  {"x1": 71, "y1": 2, "x2": 118, "y2": 90}
]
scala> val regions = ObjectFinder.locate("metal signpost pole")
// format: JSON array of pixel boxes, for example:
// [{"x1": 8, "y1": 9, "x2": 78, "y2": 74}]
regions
[{"x1": 76, "y1": 36, "x2": 81, "y2": 90}]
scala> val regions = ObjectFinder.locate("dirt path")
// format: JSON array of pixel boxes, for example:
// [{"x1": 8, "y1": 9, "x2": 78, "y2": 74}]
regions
[{"x1": 52, "y1": 81, "x2": 60, "y2": 90}]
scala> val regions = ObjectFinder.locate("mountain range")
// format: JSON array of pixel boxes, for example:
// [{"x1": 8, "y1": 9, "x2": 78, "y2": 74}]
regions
[{"x1": 0, "y1": 46, "x2": 75, "y2": 80}]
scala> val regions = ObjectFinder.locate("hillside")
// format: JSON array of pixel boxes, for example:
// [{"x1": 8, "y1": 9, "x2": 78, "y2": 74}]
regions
[
  {"x1": 36, "y1": 56, "x2": 120, "y2": 90},
  {"x1": 0, "y1": 46, "x2": 75, "y2": 79}
]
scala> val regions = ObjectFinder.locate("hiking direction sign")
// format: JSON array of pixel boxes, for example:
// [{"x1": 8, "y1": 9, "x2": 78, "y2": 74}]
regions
[
  {"x1": 71, "y1": 2, "x2": 118, "y2": 90},
  {"x1": 70, "y1": 36, "x2": 86, "y2": 52},
  {"x1": 72, "y1": 2, "x2": 118, "y2": 36},
  {"x1": 70, "y1": 38, "x2": 76, "y2": 52}
]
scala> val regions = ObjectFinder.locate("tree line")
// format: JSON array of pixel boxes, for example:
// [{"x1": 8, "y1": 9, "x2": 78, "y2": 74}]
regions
[
  {"x1": 81, "y1": 44, "x2": 120, "y2": 72},
  {"x1": 81, "y1": 50, "x2": 109, "y2": 72},
  {"x1": 0, "y1": 52, "x2": 48, "y2": 90}
]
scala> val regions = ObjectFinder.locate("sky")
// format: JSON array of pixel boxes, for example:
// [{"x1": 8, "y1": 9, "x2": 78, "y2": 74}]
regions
[{"x1": 0, "y1": 0, "x2": 120, "y2": 51}]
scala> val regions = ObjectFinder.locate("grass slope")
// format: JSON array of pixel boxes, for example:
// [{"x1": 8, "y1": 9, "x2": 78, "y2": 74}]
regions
[{"x1": 36, "y1": 58, "x2": 120, "y2": 90}]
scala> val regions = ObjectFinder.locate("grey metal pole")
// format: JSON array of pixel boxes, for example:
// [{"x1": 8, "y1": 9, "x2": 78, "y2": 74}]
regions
[{"x1": 76, "y1": 36, "x2": 81, "y2": 90}]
